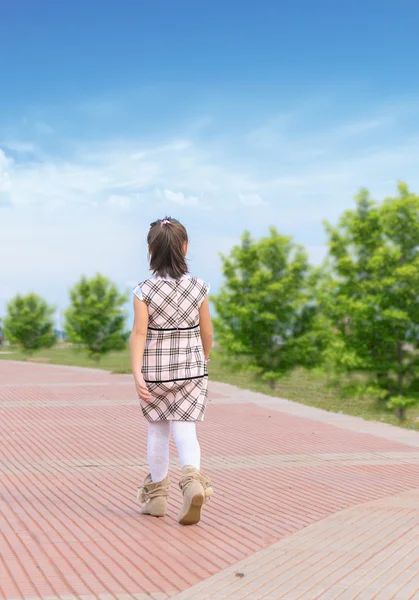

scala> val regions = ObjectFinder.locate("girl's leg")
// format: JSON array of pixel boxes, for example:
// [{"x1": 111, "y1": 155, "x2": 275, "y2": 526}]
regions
[
  {"x1": 147, "y1": 421, "x2": 171, "y2": 482},
  {"x1": 173, "y1": 421, "x2": 213, "y2": 525},
  {"x1": 172, "y1": 421, "x2": 201, "y2": 470}
]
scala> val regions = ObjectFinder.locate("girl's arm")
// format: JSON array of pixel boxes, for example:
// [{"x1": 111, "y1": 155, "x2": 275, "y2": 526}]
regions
[
  {"x1": 130, "y1": 296, "x2": 151, "y2": 401},
  {"x1": 199, "y1": 297, "x2": 213, "y2": 360}
]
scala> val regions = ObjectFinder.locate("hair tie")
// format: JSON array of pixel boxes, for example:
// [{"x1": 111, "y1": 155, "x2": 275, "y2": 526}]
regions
[{"x1": 160, "y1": 219, "x2": 170, "y2": 227}]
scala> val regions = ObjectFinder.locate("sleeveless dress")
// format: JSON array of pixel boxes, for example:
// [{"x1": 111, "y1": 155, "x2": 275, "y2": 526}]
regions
[{"x1": 133, "y1": 275, "x2": 210, "y2": 422}]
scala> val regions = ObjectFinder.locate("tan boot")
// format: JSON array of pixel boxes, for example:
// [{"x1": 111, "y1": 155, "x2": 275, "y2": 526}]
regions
[
  {"x1": 178, "y1": 466, "x2": 213, "y2": 526},
  {"x1": 137, "y1": 474, "x2": 170, "y2": 517}
]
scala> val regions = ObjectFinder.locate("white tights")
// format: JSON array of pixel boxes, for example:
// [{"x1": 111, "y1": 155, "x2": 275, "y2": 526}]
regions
[{"x1": 147, "y1": 421, "x2": 201, "y2": 482}]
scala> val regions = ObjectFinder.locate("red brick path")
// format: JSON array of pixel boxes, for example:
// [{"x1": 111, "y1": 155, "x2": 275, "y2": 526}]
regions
[{"x1": 1, "y1": 361, "x2": 419, "y2": 599}]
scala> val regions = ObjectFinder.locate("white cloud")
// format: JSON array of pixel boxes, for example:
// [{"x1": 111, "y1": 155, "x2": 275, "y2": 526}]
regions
[
  {"x1": 1, "y1": 140, "x2": 37, "y2": 153},
  {"x1": 108, "y1": 194, "x2": 132, "y2": 211},
  {"x1": 333, "y1": 118, "x2": 383, "y2": 137},
  {"x1": 0, "y1": 149, "x2": 12, "y2": 171},
  {"x1": 3, "y1": 103, "x2": 417, "y2": 218},
  {"x1": 0, "y1": 150, "x2": 12, "y2": 205},
  {"x1": 238, "y1": 192, "x2": 265, "y2": 206},
  {"x1": 189, "y1": 116, "x2": 213, "y2": 133},
  {"x1": 163, "y1": 188, "x2": 201, "y2": 206},
  {"x1": 77, "y1": 98, "x2": 127, "y2": 119},
  {"x1": 34, "y1": 121, "x2": 54, "y2": 135},
  {"x1": 2, "y1": 95, "x2": 419, "y2": 313}
]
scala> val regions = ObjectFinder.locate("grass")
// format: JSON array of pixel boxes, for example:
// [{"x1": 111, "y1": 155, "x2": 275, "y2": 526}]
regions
[
  {"x1": 2, "y1": 344, "x2": 419, "y2": 430},
  {"x1": 0, "y1": 345, "x2": 131, "y2": 373}
]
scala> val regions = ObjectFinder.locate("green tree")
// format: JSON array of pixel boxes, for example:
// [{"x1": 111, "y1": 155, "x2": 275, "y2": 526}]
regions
[
  {"x1": 4, "y1": 293, "x2": 56, "y2": 352},
  {"x1": 322, "y1": 183, "x2": 419, "y2": 420},
  {"x1": 212, "y1": 228, "x2": 324, "y2": 386},
  {"x1": 65, "y1": 274, "x2": 128, "y2": 360}
]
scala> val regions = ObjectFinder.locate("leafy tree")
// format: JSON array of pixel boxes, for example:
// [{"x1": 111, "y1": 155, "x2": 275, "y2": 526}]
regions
[
  {"x1": 322, "y1": 183, "x2": 419, "y2": 420},
  {"x1": 65, "y1": 274, "x2": 128, "y2": 360},
  {"x1": 212, "y1": 228, "x2": 324, "y2": 386},
  {"x1": 4, "y1": 293, "x2": 56, "y2": 352}
]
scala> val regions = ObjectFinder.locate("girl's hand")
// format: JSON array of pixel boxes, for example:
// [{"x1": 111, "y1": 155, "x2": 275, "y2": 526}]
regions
[{"x1": 134, "y1": 374, "x2": 151, "y2": 402}]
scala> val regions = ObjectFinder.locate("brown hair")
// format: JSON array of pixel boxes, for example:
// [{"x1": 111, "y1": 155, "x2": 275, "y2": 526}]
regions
[{"x1": 147, "y1": 217, "x2": 189, "y2": 280}]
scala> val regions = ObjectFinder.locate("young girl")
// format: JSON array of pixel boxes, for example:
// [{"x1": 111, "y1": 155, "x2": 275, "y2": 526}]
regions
[{"x1": 130, "y1": 217, "x2": 214, "y2": 525}]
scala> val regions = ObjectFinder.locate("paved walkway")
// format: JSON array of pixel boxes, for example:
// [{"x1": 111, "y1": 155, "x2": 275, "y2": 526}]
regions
[{"x1": 2, "y1": 361, "x2": 419, "y2": 600}]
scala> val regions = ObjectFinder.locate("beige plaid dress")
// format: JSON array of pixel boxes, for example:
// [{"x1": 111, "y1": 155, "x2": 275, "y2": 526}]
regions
[{"x1": 133, "y1": 275, "x2": 210, "y2": 422}]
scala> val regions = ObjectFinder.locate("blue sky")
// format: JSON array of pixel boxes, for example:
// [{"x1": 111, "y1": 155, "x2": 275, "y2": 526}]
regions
[{"x1": 1, "y1": 0, "x2": 419, "y2": 322}]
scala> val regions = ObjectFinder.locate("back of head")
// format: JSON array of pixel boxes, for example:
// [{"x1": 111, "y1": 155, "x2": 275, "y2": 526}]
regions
[{"x1": 147, "y1": 217, "x2": 189, "y2": 280}]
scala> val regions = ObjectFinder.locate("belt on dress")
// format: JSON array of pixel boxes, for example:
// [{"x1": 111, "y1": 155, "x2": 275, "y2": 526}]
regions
[
  {"x1": 148, "y1": 324, "x2": 200, "y2": 331},
  {"x1": 144, "y1": 374, "x2": 208, "y2": 384}
]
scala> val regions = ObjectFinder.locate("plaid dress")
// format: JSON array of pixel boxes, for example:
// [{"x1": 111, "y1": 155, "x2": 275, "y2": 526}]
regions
[{"x1": 133, "y1": 275, "x2": 210, "y2": 422}]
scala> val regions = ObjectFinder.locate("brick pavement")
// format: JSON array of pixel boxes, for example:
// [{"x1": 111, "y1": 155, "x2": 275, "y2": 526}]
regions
[{"x1": 1, "y1": 360, "x2": 419, "y2": 600}]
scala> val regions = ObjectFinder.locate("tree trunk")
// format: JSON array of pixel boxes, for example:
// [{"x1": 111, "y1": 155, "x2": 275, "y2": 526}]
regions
[{"x1": 396, "y1": 343, "x2": 404, "y2": 396}]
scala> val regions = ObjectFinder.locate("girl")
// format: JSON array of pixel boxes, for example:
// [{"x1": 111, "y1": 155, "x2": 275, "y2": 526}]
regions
[{"x1": 130, "y1": 217, "x2": 214, "y2": 526}]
